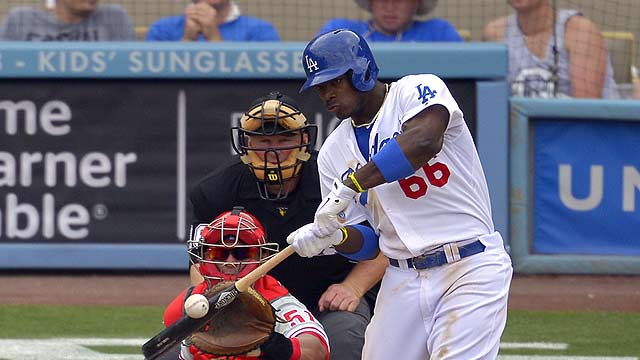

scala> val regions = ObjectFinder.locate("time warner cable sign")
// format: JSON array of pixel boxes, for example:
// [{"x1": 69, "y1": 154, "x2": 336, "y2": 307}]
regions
[
  {"x1": 0, "y1": 82, "x2": 188, "y2": 244},
  {"x1": 533, "y1": 118, "x2": 640, "y2": 256},
  {"x1": 0, "y1": 98, "x2": 137, "y2": 240}
]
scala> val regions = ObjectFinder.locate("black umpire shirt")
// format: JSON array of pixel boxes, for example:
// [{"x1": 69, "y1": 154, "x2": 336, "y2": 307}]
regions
[{"x1": 189, "y1": 152, "x2": 356, "y2": 311}]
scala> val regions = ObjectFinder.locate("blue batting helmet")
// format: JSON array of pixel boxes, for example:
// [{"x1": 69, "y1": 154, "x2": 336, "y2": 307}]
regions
[{"x1": 299, "y1": 29, "x2": 379, "y2": 92}]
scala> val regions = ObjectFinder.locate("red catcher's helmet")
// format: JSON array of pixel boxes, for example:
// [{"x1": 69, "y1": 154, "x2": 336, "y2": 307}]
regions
[{"x1": 189, "y1": 207, "x2": 278, "y2": 282}]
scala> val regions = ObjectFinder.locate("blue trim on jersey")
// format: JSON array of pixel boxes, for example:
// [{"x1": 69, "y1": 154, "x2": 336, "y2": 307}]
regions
[
  {"x1": 338, "y1": 225, "x2": 379, "y2": 261},
  {"x1": 371, "y1": 138, "x2": 414, "y2": 182},
  {"x1": 354, "y1": 126, "x2": 372, "y2": 160}
]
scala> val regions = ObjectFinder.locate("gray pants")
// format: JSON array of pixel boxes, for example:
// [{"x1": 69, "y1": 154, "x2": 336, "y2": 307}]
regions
[{"x1": 317, "y1": 297, "x2": 372, "y2": 360}]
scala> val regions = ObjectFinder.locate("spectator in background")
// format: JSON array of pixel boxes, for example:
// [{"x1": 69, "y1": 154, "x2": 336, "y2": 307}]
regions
[
  {"x1": 146, "y1": 0, "x2": 279, "y2": 41},
  {"x1": 0, "y1": 0, "x2": 135, "y2": 41},
  {"x1": 318, "y1": 0, "x2": 462, "y2": 42},
  {"x1": 483, "y1": 0, "x2": 618, "y2": 99}
]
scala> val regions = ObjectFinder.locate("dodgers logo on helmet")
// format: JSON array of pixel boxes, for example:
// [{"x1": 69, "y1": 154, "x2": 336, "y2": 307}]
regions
[
  {"x1": 300, "y1": 29, "x2": 379, "y2": 92},
  {"x1": 305, "y1": 55, "x2": 319, "y2": 73}
]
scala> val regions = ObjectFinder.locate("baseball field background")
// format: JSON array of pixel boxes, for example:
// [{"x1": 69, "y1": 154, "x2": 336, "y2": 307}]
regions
[{"x1": 0, "y1": 273, "x2": 638, "y2": 360}]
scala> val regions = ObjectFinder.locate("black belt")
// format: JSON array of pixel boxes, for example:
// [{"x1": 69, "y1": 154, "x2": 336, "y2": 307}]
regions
[{"x1": 389, "y1": 240, "x2": 486, "y2": 270}]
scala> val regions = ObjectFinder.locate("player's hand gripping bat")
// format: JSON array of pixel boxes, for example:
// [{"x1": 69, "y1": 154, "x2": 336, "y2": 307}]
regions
[{"x1": 141, "y1": 245, "x2": 296, "y2": 360}]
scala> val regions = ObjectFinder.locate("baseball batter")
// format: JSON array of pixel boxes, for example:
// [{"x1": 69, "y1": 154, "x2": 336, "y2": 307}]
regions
[{"x1": 287, "y1": 29, "x2": 513, "y2": 359}]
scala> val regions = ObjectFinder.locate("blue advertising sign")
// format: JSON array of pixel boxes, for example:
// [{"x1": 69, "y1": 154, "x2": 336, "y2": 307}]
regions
[
  {"x1": 0, "y1": 42, "x2": 506, "y2": 79},
  {"x1": 533, "y1": 118, "x2": 640, "y2": 255}
]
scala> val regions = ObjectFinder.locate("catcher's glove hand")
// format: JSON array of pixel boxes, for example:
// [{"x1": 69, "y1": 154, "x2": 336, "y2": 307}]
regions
[{"x1": 189, "y1": 281, "x2": 276, "y2": 356}]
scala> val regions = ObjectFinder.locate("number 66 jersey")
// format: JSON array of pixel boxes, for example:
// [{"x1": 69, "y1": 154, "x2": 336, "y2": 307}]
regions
[{"x1": 317, "y1": 74, "x2": 495, "y2": 260}]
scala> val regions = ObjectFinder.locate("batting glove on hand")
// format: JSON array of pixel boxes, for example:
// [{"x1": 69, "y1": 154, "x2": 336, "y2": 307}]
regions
[
  {"x1": 287, "y1": 224, "x2": 344, "y2": 258},
  {"x1": 313, "y1": 178, "x2": 357, "y2": 237}
]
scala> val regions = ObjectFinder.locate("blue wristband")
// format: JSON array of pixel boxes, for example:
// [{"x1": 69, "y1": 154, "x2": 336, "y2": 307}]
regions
[
  {"x1": 337, "y1": 224, "x2": 379, "y2": 261},
  {"x1": 371, "y1": 138, "x2": 415, "y2": 182}
]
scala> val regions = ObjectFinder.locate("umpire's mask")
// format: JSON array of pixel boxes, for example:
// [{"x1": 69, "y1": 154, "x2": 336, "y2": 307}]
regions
[{"x1": 231, "y1": 92, "x2": 317, "y2": 200}]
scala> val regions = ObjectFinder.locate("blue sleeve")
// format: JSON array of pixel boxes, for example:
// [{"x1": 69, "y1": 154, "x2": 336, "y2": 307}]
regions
[
  {"x1": 144, "y1": 23, "x2": 160, "y2": 41},
  {"x1": 145, "y1": 16, "x2": 183, "y2": 41},
  {"x1": 253, "y1": 22, "x2": 280, "y2": 41},
  {"x1": 337, "y1": 224, "x2": 379, "y2": 261},
  {"x1": 145, "y1": 21, "x2": 165, "y2": 41},
  {"x1": 432, "y1": 18, "x2": 463, "y2": 42}
]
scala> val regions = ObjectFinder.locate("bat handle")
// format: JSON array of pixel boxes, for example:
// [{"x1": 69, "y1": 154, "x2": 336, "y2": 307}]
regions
[{"x1": 235, "y1": 245, "x2": 295, "y2": 292}]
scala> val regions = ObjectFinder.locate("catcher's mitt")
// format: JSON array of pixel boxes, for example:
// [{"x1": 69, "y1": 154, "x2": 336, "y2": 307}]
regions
[{"x1": 189, "y1": 281, "x2": 276, "y2": 356}]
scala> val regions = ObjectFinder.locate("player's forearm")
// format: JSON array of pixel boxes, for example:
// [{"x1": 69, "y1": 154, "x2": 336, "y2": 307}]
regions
[
  {"x1": 341, "y1": 253, "x2": 387, "y2": 298},
  {"x1": 298, "y1": 333, "x2": 329, "y2": 360},
  {"x1": 343, "y1": 160, "x2": 387, "y2": 192}
]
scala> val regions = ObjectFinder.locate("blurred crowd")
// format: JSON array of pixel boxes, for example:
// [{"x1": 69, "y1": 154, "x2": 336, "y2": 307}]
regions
[{"x1": 1, "y1": 0, "x2": 638, "y2": 99}]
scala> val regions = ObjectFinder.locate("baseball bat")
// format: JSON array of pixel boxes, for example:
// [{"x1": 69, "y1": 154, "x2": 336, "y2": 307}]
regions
[{"x1": 141, "y1": 245, "x2": 296, "y2": 360}]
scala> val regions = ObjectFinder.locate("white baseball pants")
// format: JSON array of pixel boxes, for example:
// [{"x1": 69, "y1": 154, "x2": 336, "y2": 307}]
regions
[{"x1": 362, "y1": 232, "x2": 513, "y2": 360}]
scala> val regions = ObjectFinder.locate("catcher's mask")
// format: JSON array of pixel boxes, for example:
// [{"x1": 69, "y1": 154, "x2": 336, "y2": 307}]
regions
[
  {"x1": 231, "y1": 91, "x2": 317, "y2": 200},
  {"x1": 190, "y1": 207, "x2": 279, "y2": 282}
]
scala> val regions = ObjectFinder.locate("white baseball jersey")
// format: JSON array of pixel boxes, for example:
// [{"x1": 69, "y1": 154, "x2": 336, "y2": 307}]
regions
[{"x1": 317, "y1": 74, "x2": 494, "y2": 259}]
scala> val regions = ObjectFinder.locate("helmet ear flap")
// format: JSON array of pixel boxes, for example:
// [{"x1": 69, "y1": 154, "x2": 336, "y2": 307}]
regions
[{"x1": 350, "y1": 62, "x2": 376, "y2": 92}]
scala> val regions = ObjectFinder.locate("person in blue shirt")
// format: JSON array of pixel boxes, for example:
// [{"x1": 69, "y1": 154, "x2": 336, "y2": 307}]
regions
[
  {"x1": 146, "y1": 0, "x2": 279, "y2": 42},
  {"x1": 318, "y1": 0, "x2": 462, "y2": 42}
]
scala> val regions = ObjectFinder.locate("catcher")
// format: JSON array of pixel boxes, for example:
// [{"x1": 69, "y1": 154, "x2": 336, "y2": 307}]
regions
[{"x1": 163, "y1": 207, "x2": 329, "y2": 360}]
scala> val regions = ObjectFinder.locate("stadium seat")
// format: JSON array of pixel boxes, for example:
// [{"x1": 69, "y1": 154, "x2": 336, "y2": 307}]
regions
[
  {"x1": 602, "y1": 31, "x2": 638, "y2": 85},
  {"x1": 458, "y1": 29, "x2": 472, "y2": 41},
  {"x1": 135, "y1": 26, "x2": 148, "y2": 40}
]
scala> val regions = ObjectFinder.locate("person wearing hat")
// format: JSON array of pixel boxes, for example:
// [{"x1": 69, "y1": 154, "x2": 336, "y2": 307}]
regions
[{"x1": 317, "y1": 0, "x2": 462, "y2": 42}]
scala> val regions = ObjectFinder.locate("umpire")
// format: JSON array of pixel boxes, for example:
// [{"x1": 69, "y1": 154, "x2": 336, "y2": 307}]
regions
[{"x1": 189, "y1": 91, "x2": 387, "y2": 360}]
